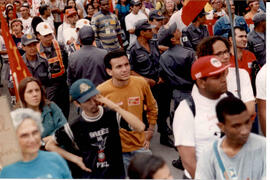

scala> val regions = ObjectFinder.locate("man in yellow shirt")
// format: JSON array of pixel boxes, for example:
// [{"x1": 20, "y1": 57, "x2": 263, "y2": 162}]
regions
[{"x1": 97, "y1": 49, "x2": 158, "y2": 173}]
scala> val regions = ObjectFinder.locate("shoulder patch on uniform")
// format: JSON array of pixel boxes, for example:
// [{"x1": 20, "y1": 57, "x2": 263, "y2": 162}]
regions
[{"x1": 182, "y1": 36, "x2": 188, "y2": 42}]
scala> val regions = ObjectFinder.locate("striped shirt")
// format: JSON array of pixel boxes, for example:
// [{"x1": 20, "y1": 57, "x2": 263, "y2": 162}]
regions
[{"x1": 91, "y1": 11, "x2": 121, "y2": 51}]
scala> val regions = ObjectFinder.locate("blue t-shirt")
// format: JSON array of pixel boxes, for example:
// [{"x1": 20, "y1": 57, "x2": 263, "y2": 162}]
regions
[
  {"x1": 0, "y1": 151, "x2": 72, "y2": 178},
  {"x1": 115, "y1": 4, "x2": 130, "y2": 17}
]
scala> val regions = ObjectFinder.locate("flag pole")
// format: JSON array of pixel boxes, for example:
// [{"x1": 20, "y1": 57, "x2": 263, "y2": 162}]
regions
[
  {"x1": 13, "y1": 72, "x2": 23, "y2": 108},
  {"x1": 225, "y1": 0, "x2": 241, "y2": 99}
]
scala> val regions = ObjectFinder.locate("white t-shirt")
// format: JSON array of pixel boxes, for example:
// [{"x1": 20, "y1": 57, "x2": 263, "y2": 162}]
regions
[
  {"x1": 19, "y1": 17, "x2": 33, "y2": 34},
  {"x1": 125, "y1": 11, "x2": 147, "y2": 46},
  {"x1": 63, "y1": 26, "x2": 77, "y2": 45},
  {"x1": 173, "y1": 85, "x2": 227, "y2": 178},
  {"x1": 206, "y1": 9, "x2": 226, "y2": 20},
  {"x1": 227, "y1": 67, "x2": 255, "y2": 103},
  {"x1": 167, "y1": 9, "x2": 187, "y2": 32},
  {"x1": 0, "y1": 35, "x2": 8, "y2": 59},
  {"x1": 41, "y1": 15, "x2": 55, "y2": 32},
  {"x1": 57, "y1": 22, "x2": 71, "y2": 45},
  {"x1": 256, "y1": 65, "x2": 266, "y2": 100}
]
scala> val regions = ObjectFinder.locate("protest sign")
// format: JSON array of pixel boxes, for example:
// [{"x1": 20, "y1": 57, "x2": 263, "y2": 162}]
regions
[{"x1": 0, "y1": 96, "x2": 22, "y2": 167}]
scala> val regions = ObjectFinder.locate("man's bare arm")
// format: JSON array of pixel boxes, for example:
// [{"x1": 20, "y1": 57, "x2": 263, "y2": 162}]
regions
[
  {"x1": 44, "y1": 136, "x2": 91, "y2": 172},
  {"x1": 177, "y1": 145, "x2": 197, "y2": 179},
  {"x1": 257, "y1": 99, "x2": 266, "y2": 136},
  {"x1": 95, "y1": 95, "x2": 145, "y2": 132}
]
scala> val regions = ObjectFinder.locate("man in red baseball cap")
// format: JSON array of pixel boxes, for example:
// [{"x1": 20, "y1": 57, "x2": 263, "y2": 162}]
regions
[{"x1": 173, "y1": 55, "x2": 230, "y2": 179}]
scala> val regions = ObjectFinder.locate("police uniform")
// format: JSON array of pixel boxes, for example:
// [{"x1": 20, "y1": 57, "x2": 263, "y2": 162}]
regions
[
  {"x1": 247, "y1": 12, "x2": 266, "y2": 66},
  {"x1": 68, "y1": 26, "x2": 109, "y2": 86},
  {"x1": 129, "y1": 40, "x2": 160, "y2": 82},
  {"x1": 36, "y1": 22, "x2": 70, "y2": 118},
  {"x1": 181, "y1": 24, "x2": 209, "y2": 51},
  {"x1": 247, "y1": 31, "x2": 265, "y2": 66},
  {"x1": 159, "y1": 45, "x2": 195, "y2": 108},
  {"x1": 159, "y1": 23, "x2": 195, "y2": 107},
  {"x1": 23, "y1": 54, "x2": 50, "y2": 86},
  {"x1": 21, "y1": 34, "x2": 50, "y2": 86}
]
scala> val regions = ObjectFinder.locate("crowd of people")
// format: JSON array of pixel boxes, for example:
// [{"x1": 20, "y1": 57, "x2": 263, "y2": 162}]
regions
[{"x1": 0, "y1": 0, "x2": 266, "y2": 179}]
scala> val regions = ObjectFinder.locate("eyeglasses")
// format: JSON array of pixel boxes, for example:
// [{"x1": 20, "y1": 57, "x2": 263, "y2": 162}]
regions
[{"x1": 214, "y1": 50, "x2": 230, "y2": 57}]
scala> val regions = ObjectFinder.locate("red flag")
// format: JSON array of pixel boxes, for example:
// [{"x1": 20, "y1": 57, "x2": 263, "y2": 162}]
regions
[
  {"x1": 13, "y1": 4, "x2": 17, "y2": 19},
  {"x1": 181, "y1": 0, "x2": 208, "y2": 26},
  {"x1": 0, "y1": 11, "x2": 32, "y2": 100},
  {"x1": 109, "y1": 0, "x2": 114, "y2": 13}
]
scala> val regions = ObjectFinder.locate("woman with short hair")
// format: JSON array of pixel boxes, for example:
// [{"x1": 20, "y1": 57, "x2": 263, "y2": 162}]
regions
[{"x1": 0, "y1": 108, "x2": 72, "y2": 178}]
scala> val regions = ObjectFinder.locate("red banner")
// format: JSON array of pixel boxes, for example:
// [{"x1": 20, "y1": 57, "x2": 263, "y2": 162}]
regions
[
  {"x1": 0, "y1": 12, "x2": 32, "y2": 100},
  {"x1": 182, "y1": 0, "x2": 208, "y2": 26},
  {"x1": 109, "y1": 0, "x2": 114, "y2": 13}
]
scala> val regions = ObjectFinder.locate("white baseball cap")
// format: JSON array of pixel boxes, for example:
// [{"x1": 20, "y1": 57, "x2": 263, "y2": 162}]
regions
[
  {"x1": 36, "y1": 22, "x2": 54, "y2": 36},
  {"x1": 75, "y1": 19, "x2": 90, "y2": 30}
]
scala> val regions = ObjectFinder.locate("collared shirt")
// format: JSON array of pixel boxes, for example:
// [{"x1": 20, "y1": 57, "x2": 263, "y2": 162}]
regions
[
  {"x1": 22, "y1": 54, "x2": 51, "y2": 86},
  {"x1": 129, "y1": 39, "x2": 160, "y2": 81},
  {"x1": 91, "y1": 11, "x2": 122, "y2": 51},
  {"x1": 247, "y1": 30, "x2": 266, "y2": 66},
  {"x1": 182, "y1": 23, "x2": 209, "y2": 51},
  {"x1": 159, "y1": 44, "x2": 195, "y2": 92},
  {"x1": 67, "y1": 45, "x2": 109, "y2": 86}
]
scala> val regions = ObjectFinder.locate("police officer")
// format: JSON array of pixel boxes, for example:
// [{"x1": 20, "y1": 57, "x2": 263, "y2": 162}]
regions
[
  {"x1": 159, "y1": 22, "x2": 195, "y2": 111},
  {"x1": 68, "y1": 26, "x2": 109, "y2": 86},
  {"x1": 149, "y1": 10, "x2": 165, "y2": 38},
  {"x1": 36, "y1": 22, "x2": 70, "y2": 118},
  {"x1": 129, "y1": 19, "x2": 159, "y2": 85},
  {"x1": 158, "y1": 22, "x2": 195, "y2": 170},
  {"x1": 181, "y1": 9, "x2": 209, "y2": 51},
  {"x1": 149, "y1": 10, "x2": 168, "y2": 53},
  {"x1": 129, "y1": 19, "x2": 174, "y2": 148},
  {"x1": 21, "y1": 33, "x2": 50, "y2": 88},
  {"x1": 247, "y1": 12, "x2": 266, "y2": 66}
]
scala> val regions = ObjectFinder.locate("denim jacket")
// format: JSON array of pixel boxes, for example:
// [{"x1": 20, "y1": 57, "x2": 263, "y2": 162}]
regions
[
  {"x1": 214, "y1": 14, "x2": 250, "y2": 38},
  {"x1": 41, "y1": 102, "x2": 67, "y2": 137}
]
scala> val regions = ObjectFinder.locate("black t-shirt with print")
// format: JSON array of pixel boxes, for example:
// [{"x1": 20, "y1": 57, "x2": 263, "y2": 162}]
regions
[{"x1": 55, "y1": 107, "x2": 125, "y2": 179}]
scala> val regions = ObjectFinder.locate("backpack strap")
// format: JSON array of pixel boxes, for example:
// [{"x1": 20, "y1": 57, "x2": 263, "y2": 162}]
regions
[
  {"x1": 185, "y1": 95, "x2": 196, "y2": 117},
  {"x1": 185, "y1": 91, "x2": 234, "y2": 117},
  {"x1": 213, "y1": 140, "x2": 229, "y2": 180},
  {"x1": 225, "y1": 91, "x2": 234, "y2": 97}
]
